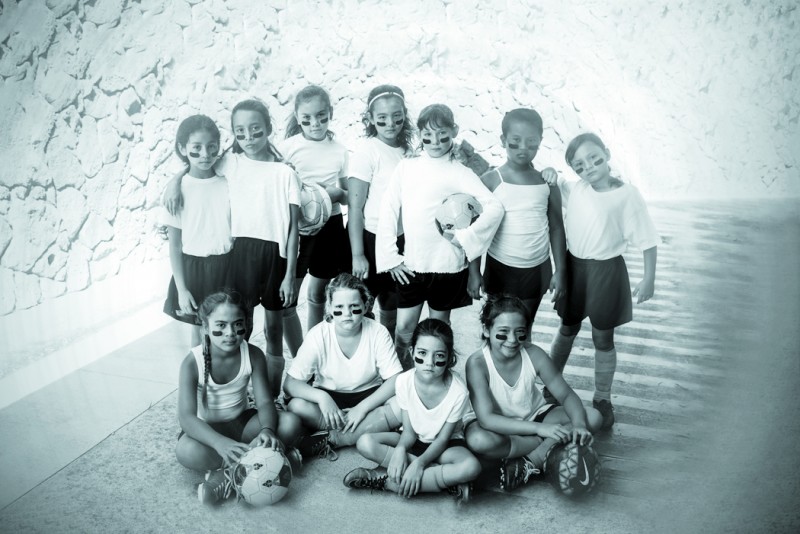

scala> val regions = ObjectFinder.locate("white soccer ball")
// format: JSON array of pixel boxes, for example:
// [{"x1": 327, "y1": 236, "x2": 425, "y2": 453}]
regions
[
  {"x1": 434, "y1": 193, "x2": 483, "y2": 242},
  {"x1": 298, "y1": 183, "x2": 332, "y2": 236},
  {"x1": 232, "y1": 447, "x2": 292, "y2": 506}
]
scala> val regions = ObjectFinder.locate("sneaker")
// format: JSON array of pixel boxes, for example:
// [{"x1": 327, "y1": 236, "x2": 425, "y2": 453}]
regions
[
  {"x1": 446, "y1": 482, "x2": 472, "y2": 505},
  {"x1": 296, "y1": 430, "x2": 339, "y2": 461},
  {"x1": 593, "y1": 399, "x2": 615, "y2": 430},
  {"x1": 197, "y1": 468, "x2": 234, "y2": 505},
  {"x1": 343, "y1": 467, "x2": 387, "y2": 490},
  {"x1": 542, "y1": 387, "x2": 559, "y2": 406},
  {"x1": 285, "y1": 447, "x2": 303, "y2": 472},
  {"x1": 499, "y1": 456, "x2": 541, "y2": 491}
]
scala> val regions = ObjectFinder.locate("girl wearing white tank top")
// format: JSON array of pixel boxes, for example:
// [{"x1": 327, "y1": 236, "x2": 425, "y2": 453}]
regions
[
  {"x1": 479, "y1": 109, "x2": 567, "y2": 326},
  {"x1": 464, "y1": 296, "x2": 602, "y2": 491}
]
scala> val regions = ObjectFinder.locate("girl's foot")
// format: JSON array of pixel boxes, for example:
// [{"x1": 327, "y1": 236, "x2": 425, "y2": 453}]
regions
[
  {"x1": 296, "y1": 430, "x2": 338, "y2": 461},
  {"x1": 592, "y1": 399, "x2": 615, "y2": 430},
  {"x1": 342, "y1": 467, "x2": 387, "y2": 490},
  {"x1": 446, "y1": 482, "x2": 472, "y2": 505},
  {"x1": 197, "y1": 468, "x2": 234, "y2": 505},
  {"x1": 499, "y1": 455, "x2": 540, "y2": 491}
]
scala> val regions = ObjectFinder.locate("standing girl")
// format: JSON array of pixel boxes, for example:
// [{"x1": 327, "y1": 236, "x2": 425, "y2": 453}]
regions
[
  {"x1": 545, "y1": 132, "x2": 659, "y2": 429},
  {"x1": 283, "y1": 273, "x2": 404, "y2": 460},
  {"x1": 281, "y1": 85, "x2": 351, "y2": 356},
  {"x1": 480, "y1": 109, "x2": 566, "y2": 326},
  {"x1": 164, "y1": 99, "x2": 302, "y2": 395},
  {"x1": 464, "y1": 296, "x2": 602, "y2": 491},
  {"x1": 348, "y1": 84, "x2": 416, "y2": 338},
  {"x1": 160, "y1": 115, "x2": 233, "y2": 348},
  {"x1": 344, "y1": 319, "x2": 480, "y2": 504},
  {"x1": 175, "y1": 291, "x2": 302, "y2": 505},
  {"x1": 376, "y1": 104, "x2": 504, "y2": 367}
]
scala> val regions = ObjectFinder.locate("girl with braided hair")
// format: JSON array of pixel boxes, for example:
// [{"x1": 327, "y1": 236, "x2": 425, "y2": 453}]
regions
[{"x1": 175, "y1": 290, "x2": 302, "y2": 505}]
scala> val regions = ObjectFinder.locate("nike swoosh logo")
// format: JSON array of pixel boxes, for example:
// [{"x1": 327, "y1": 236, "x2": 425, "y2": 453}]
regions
[{"x1": 579, "y1": 458, "x2": 590, "y2": 486}]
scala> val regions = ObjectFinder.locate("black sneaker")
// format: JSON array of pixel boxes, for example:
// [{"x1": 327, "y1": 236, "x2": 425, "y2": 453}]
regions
[
  {"x1": 197, "y1": 468, "x2": 234, "y2": 505},
  {"x1": 343, "y1": 467, "x2": 387, "y2": 490},
  {"x1": 593, "y1": 399, "x2": 615, "y2": 430},
  {"x1": 446, "y1": 482, "x2": 472, "y2": 505},
  {"x1": 297, "y1": 430, "x2": 338, "y2": 461},
  {"x1": 499, "y1": 455, "x2": 541, "y2": 491}
]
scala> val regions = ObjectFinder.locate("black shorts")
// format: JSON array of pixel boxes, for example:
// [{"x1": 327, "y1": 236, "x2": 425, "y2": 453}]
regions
[
  {"x1": 230, "y1": 238, "x2": 289, "y2": 311},
  {"x1": 483, "y1": 254, "x2": 552, "y2": 301},
  {"x1": 533, "y1": 404, "x2": 557, "y2": 423},
  {"x1": 163, "y1": 251, "x2": 233, "y2": 325},
  {"x1": 555, "y1": 252, "x2": 632, "y2": 330},
  {"x1": 296, "y1": 213, "x2": 351, "y2": 279},
  {"x1": 178, "y1": 408, "x2": 257, "y2": 441},
  {"x1": 360, "y1": 229, "x2": 404, "y2": 300},
  {"x1": 318, "y1": 385, "x2": 380, "y2": 410},
  {"x1": 408, "y1": 438, "x2": 468, "y2": 458},
  {"x1": 397, "y1": 269, "x2": 472, "y2": 311}
]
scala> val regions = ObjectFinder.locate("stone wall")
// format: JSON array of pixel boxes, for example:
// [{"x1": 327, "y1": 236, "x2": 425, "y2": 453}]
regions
[{"x1": 0, "y1": 0, "x2": 798, "y2": 322}]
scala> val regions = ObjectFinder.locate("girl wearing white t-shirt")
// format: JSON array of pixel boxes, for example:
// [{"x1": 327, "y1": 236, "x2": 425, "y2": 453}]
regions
[
  {"x1": 376, "y1": 104, "x2": 504, "y2": 368},
  {"x1": 345, "y1": 319, "x2": 480, "y2": 504},
  {"x1": 283, "y1": 274, "x2": 403, "y2": 461},
  {"x1": 164, "y1": 99, "x2": 301, "y2": 396},
  {"x1": 161, "y1": 115, "x2": 233, "y2": 348},
  {"x1": 544, "y1": 132, "x2": 659, "y2": 431},
  {"x1": 281, "y1": 85, "x2": 351, "y2": 354},
  {"x1": 348, "y1": 84, "x2": 416, "y2": 338}
]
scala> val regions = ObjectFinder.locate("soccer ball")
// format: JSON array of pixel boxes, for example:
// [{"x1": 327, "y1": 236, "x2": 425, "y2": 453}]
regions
[
  {"x1": 434, "y1": 193, "x2": 483, "y2": 242},
  {"x1": 545, "y1": 442, "x2": 601, "y2": 497},
  {"x1": 232, "y1": 447, "x2": 292, "y2": 506},
  {"x1": 298, "y1": 183, "x2": 332, "y2": 236}
]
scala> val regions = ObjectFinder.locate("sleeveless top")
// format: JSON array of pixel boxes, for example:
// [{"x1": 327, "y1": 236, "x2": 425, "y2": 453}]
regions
[
  {"x1": 192, "y1": 340, "x2": 252, "y2": 423},
  {"x1": 487, "y1": 168, "x2": 551, "y2": 268},
  {"x1": 481, "y1": 343, "x2": 545, "y2": 421}
]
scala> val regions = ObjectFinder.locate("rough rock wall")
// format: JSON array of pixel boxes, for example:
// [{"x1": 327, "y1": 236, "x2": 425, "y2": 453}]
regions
[{"x1": 0, "y1": 0, "x2": 798, "y2": 317}]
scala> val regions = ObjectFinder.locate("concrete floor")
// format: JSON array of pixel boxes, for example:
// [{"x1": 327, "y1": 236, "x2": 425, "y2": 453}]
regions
[{"x1": 0, "y1": 200, "x2": 798, "y2": 533}]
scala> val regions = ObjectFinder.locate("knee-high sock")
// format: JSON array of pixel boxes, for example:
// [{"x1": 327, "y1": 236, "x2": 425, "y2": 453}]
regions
[
  {"x1": 266, "y1": 353, "x2": 285, "y2": 396},
  {"x1": 419, "y1": 464, "x2": 449, "y2": 492},
  {"x1": 594, "y1": 347, "x2": 617, "y2": 401},
  {"x1": 395, "y1": 330, "x2": 414, "y2": 370},
  {"x1": 508, "y1": 435, "x2": 543, "y2": 459},
  {"x1": 528, "y1": 437, "x2": 560, "y2": 470},
  {"x1": 549, "y1": 332, "x2": 577, "y2": 372}
]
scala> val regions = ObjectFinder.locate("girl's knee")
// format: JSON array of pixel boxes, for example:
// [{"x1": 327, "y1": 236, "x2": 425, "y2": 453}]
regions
[
  {"x1": 356, "y1": 433, "x2": 378, "y2": 456},
  {"x1": 591, "y1": 327, "x2": 614, "y2": 350},
  {"x1": 463, "y1": 455, "x2": 482, "y2": 480},
  {"x1": 278, "y1": 411, "x2": 303, "y2": 439},
  {"x1": 560, "y1": 323, "x2": 581, "y2": 336},
  {"x1": 586, "y1": 407, "x2": 604, "y2": 433},
  {"x1": 465, "y1": 427, "x2": 500, "y2": 456}
]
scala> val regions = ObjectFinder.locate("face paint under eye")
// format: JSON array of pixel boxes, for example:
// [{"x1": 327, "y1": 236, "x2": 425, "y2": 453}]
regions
[
  {"x1": 235, "y1": 327, "x2": 246, "y2": 335},
  {"x1": 332, "y1": 307, "x2": 363, "y2": 316},
  {"x1": 494, "y1": 333, "x2": 527, "y2": 342},
  {"x1": 211, "y1": 330, "x2": 223, "y2": 337},
  {"x1": 376, "y1": 118, "x2": 404, "y2": 127},
  {"x1": 413, "y1": 356, "x2": 448, "y2": 367},
  {"x1": 188, "y1": 151, "x2": 201, "y2": 158},
  {"x1": 422, "y1": 137, "x2": 450, "y2": 145}
]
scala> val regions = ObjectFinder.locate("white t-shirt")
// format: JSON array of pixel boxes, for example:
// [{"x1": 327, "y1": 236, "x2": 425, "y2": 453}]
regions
[
  {"x1": 561, "y1": 180, "x2": 659, "y2": 260},
  {"x1": 159, "y1": 175, "x2": 233, "y2": 257},
  {"x1": 376, "y1": 153, "x2": 505, "y2": 273},
  {"x1": 287, "y1": 318, "x2": 402, "y2": 393},
  {"x1": 395, "y1": 369, "x2": 469, "y2": 443},
  {"x1": 214, "y1": 152, "x2": 301, "y2": 258},
  {"x1": 279, "y1": 134, "x2": 349, "y2": 216},
  {"x1": 348, "y1": 137, "x2": 406, "y2": 234},
  {"x1": 192, "y1": 340, "x2": 251, "y2": 423}
]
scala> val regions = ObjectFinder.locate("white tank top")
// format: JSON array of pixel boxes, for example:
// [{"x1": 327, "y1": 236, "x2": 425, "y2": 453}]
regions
[
  {"x1": 487, "y1": 168, "x2": 551, "y2": 268},
  {"x1": 482, "y1": 343, "x2": 545, "y2": 421},
  {"x1": 192, "y1": 340, "x2": 252, "y2": 423}
]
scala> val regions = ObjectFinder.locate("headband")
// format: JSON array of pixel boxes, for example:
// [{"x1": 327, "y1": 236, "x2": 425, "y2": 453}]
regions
[{"x1": 367, "y1": 91, "x2": 405, "y2": 109}]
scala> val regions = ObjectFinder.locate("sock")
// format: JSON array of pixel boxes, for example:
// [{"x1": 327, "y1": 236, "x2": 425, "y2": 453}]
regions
[
  {"x1": 549, "y1": 332, "x2": 577, "y2": 372},
  {"x1": 508, "y1": 435, "x2": 543, "y2": 459},
  {"x1": 281, "y1": 307, "x2": 303, "y2": 358},
  {"x1": 419, "y1": 464, "x2": 449, "y2": 492},
  {"x1": 527, "y1": 437, "x2": 560, "y2": 470},
  {"x1": 265, "y1": 353, "x2": 285, "y2": 395},
  {"x1": 395, "y1": 330, "x2": 413, "y2": 370},
  {"x1": 307, "y1": 295, "x2": 325, "y2": 330},
  {"x1": 593, "y1": 347, "x2": 617, "y2": 402}
]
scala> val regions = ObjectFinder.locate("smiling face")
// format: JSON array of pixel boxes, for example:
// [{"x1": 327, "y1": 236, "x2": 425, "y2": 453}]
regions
[
  {"x1": 204, "y1": 302, "x2": 246, "y2": 353},
  {"x1": 412, "y1": 334, "x2": 449, "y2": 379},
  {"x1": 295, "y1": 96, "x2": 331, "y2": 141},
  {"x1": 484, "y1": 312, "x2": 528, "y2": 360},
  {"x1": 329, "y1": 288, "x2": 365, "y2": 333},
  {"x1": 369, "y1": 96, "x2": 405, "y2": 146},
  {"x1": 232, "y1": 109, "x2": 270, "y2": 160},
  {"x1": 501, "y1": 120, "x2": 541, "y2": 167},
  {"x1": 179, "y1": 129, "x2": 220, "y2": 177},
  {"x1": 569, "y1": 141, "x2": 612, "y2": 189}
]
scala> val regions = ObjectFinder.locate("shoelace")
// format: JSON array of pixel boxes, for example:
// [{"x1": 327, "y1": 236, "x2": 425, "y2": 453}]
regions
[
  {"x1": 312, "y1": 440, "x2": 339, "y2": 462},
  {"x1": 206, "y1": 469, "x2": 235, "y2": 501},
  {"x1": 353, "y1": 472, "x2": 387, "y2": 490}
]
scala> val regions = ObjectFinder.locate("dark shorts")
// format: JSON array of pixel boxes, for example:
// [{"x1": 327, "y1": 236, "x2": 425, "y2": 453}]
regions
[
  {"x1": 533, "y1": 403, "x2": 557, "y2": 423},
  {"x1": 230, "y1": 238, "x2": 288, "y2": 311},
  {"x1": 408, "y1": 438, "x2": 468, "y2": 458},
  {"x1": 483, "y1": 254, "x2": 552, "y2": 302},
  {"x1": 555, "y1": 252, "x2": 632, "y2": 330},
  {"x1": 163, "y1": 251, "x2": 233, "y2": 325},
  {"x1": 296, "y1": 213, "x2": 352, "y2": 279},
  {"x1": 360, "y1": 229, "x2": 405, "y2": 300},
  {"x1": 397, "y1": 269, "x2": 472, "y2": 311},
  {"x1": 318, "y1": 385, "x2": 380, "y2": 410},
  {"x1": 178, "y1": 408, "x2": 257, "y2": 441}
]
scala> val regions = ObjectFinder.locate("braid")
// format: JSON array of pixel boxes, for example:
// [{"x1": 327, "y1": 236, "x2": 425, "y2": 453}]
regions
[{"x1": 202, "y1": 334, "x2": 211, "y2": 410}]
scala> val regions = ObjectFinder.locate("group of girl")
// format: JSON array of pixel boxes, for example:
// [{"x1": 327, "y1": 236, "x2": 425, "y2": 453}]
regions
[{"x1": 162, "y1": 82, "x2": 658, "y2": 505}]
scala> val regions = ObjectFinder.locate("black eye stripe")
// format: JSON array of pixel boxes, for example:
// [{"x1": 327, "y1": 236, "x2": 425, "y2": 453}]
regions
[
  {"x1": 413, "y1": 356, "x2": 447, "y2": 366},
  {"x1": 494, "y1": 333, "x2": 527, "y2": 341}
]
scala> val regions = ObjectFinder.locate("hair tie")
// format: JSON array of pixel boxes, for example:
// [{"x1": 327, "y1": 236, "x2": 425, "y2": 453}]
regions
[{"x1": 368, "y1": 91, "x2": 404, "y2": 110}]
